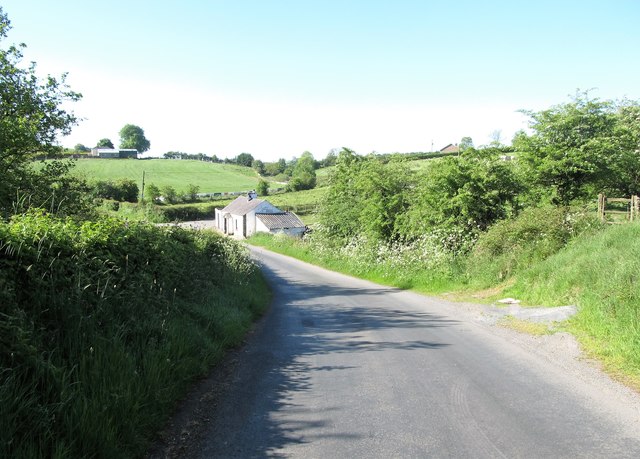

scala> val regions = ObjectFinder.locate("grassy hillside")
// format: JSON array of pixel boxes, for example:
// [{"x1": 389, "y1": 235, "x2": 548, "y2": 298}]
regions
[
  {"x1": 503, "y1": 223, "x2": 640, "y2": 385},
  {"x1": 66, "y1": 158, "x2": 268, "y2": 193}
]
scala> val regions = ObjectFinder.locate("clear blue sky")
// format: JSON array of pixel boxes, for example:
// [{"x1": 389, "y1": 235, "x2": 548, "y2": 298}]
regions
[{"x1": 2, "y1": 1, "x2": 639, "y2": 161}]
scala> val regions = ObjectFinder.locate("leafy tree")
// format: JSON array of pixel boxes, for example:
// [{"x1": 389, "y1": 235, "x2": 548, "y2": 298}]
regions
[
  {"x1": 320, "y1": 149, "x2": 414, "y2": 242},
  {"x1": 186, "y1": 184, "x2": 200, "y2": 202},
  {"x1": 252, "y1": 159, "x2": 265, "y2": 175},
  {"x1": 397, "y1": 155, "x2": 523, "y2": 239},
  {"x1": 235, "y1": 152, "x2": 254, "y2": 167},
  {"x1": 0, "y1": 8, "x2": 83, "y2": 217},
  {"x1": 256, "y1": 179, "x2": 269, "y2": 196},
  {"x1": 119, "y1": 124, "x2": 150, "y2": 153},
  {"x1": 74, "y1": 143, "x2": 90, "y2": 152},
  {"x1": 287, "y1": 151, "x2": 316, "y2": 191},
  {"x1": 264, "y1": 161, "x2": 282, "y2": 176},
  {"x1": 96, "y1": 138, "x2": 114, "y2": 148},
  {"x1": 514, "y1": 91, "x2": 621, "y2": 204},
  {"x1": 321, "y1": 148, "x2": 338, "y2": 167},
  {"x1": 607, "y1": 100, "x2": 640, "y2": 196}
]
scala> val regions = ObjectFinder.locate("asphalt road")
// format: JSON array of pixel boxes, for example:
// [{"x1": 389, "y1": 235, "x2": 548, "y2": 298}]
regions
[{"x1": 193, "y1": 246, "x2": 640, "y2": 458}]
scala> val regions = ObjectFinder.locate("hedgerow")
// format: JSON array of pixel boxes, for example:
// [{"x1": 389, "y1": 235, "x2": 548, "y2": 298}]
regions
[{"x1": 0, "y1": 211, "x2": 269, "y2": 458}]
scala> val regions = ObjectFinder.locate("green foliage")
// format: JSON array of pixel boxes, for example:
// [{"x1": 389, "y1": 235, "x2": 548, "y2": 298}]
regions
[
  {"x1": 96, "y1": 138, "x2": 114, "y2": 148},
  {"x1": 235, "y1": 152, "x2": 254, "y2": 167},
  {"x1": 320, "y1": 150, "x2": 416, "y2": 242},
  {"x1": 0, "y1": 8, "x2": 82, "y2": 217},
  {"x1": 145, "y1": 183, "x2": 161, "y2": 203},
  {"x1": 185, "y1": 183, "x2": 200, "y2": 202},
  {"x1": 15, "y1": 160, "x2": 95, "y2": 219},
  {"x1": 257, "y1": 179, "x2": 269, "y2": 196},
  {"x1": 252, "y1": 159, "x2": 265, "y2": 175},
  {"x1": 118, "y1": 124, "x2": 150, "y2": 153},
  {"x1": 397, "y1": 155, "x2": 523, "y2": 240},
  {"x1": 515, "y1": 91, "x2": 640, "y2": 204},
  {"x1": 162, "y1": 185, "x2": 178, "y2": 204},
  {"x1": 160, "y1": 203, "x2": 217, "y2": 221},
  {"x1": 504, "y1": 223, "x2": 640, "y2": 381},
  {"x1": 74, "y1": 143, "x2": 90, "y2": 152},
  {"x1": 93, "y1": 179, "x2": 139, "y2": 202},
  {"x1": 466, "y1": 206, "x2": 604, "y2": 286},
  {"x1": 287, "y1": 151, "x2": 317, "y2": 191},
  {"x1": 0, "y1": 212, "x2": 268, "y2": 458}
]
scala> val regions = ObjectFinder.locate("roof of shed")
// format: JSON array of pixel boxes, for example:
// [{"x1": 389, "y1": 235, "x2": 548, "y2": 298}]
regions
[{"x1": 256, "y1": 212, "x2": 305, "y2": 230}]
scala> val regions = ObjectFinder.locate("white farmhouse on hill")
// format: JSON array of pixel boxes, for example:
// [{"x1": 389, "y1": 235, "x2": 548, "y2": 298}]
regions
[{"x1": 215, "y1": 194, "x2": 305, "y2": 239}]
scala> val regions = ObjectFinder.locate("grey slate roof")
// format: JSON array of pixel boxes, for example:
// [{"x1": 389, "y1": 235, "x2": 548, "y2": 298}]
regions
[
  {"x1": 256, "y1": 212, "x2": 305, "y2": 230},
  {"x1": 221, "y1": 196, "x2": 266, "y2": 216}
]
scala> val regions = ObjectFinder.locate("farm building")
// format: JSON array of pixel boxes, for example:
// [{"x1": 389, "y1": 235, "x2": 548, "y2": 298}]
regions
[
  {"x1": 215, "y1": 193, "x2": 305, "y2": 238},
  {"x1": 439, "y1": 143, "x2": 460, "y2": 154},
  {"x1": 90, "y1": 148, "x2": 139, "y2": 159}
]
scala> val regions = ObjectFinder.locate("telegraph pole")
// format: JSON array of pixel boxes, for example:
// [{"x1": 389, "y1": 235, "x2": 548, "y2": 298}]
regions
[{"x1": 141, "y1": 171, "x2": 145, "y2": 202}]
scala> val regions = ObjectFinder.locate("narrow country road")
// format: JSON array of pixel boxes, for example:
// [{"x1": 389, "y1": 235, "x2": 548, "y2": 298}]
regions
[{"x1": 191, "y1": 246, "x2": 640, "y2": 458}]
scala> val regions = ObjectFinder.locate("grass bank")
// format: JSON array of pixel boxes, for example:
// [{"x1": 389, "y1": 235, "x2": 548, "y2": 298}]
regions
[
  {"x1": 503, "y1": 222, "x2": 640, "y2": 387},
  {"x1": 1, "y1": 212, "x2": 270, "y2": 458}
]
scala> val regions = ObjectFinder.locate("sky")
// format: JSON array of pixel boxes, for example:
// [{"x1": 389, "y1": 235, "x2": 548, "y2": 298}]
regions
[{"x1": 2, "y1": 1, "x2": 639, "y2": 161}]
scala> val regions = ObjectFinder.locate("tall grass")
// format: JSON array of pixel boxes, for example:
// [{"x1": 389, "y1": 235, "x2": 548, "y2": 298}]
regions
[
  {"x1": 504, "y1": 223, "x2": 640, "y2": 382},
  {"x1": 0, "y1": 212, "x2": 270, "y2": 458}
]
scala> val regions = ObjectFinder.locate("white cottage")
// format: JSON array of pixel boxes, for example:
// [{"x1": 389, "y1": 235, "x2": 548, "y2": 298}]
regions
[{"x1": 215, "y1": 195, "x2": 305, "y2": 239}]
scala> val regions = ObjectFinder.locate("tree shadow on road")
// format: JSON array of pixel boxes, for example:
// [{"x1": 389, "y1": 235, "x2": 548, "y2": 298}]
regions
[{"x1": 192, "y1": 259, "x2": 459, "y2": 458}]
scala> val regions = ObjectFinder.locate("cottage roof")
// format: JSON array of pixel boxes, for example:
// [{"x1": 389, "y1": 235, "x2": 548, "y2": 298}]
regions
[
  {"x1": 256, "y1": 212, "x2": 305, "y2": 230},
  {"x1": 221, "y1": 195, "x2": 282, "y2": 216}
]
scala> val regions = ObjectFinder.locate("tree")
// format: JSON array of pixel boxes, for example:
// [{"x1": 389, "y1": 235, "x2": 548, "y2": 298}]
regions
[
  {"x1": 74, "y1": 143, "x2": 90, "y2": 152},
  {"x1": 287, "y1": 151, "x2": 317, "y2": 191},
  {"x1": 256, "y1": 179, "x2": 269, "y2": 196},
  {"x1": 319, "y1": 149, "x2": 414, "y2": 242},
  {"x1": 0, "y1": 8, "x2": 83, "y2": 217},
  {"x1": 252, "y1": 159, "x2": 265, "y2": 175},
  {"x1": 514, "y1": 91, "x2": 624, "y2": 204},
  {"x1": 96, "y1": 138, "x2": 114, "y2": 148},
  {"x1": 186, "y1": 184, "x2": 200, "y2": 202},
  {"x1": 119, "y1": 124, "x2": 150, "y2": 153},
  {"x1": 235, "y1": 152, "x2": 254, "y2": 167},
  {"x1": 459, "y1": 137, "x2": 474, "y2": 152},
  {"x1": 397, "y1": 155, "x2": 523, "y2": 239}
]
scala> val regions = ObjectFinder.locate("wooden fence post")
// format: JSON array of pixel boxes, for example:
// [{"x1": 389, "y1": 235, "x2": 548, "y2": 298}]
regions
[{"x1": 597, "y1": 193, "x2": 605, "y2": 222}]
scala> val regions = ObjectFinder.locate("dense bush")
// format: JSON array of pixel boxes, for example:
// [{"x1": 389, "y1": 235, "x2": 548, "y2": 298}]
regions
[
  {"x1": 93, "y1": 179, "x2": 139, "y2": 202},
  {"x1": 160, "y1": 203, "x2": 217, "y2": 221},
  {"x1": 0, "y1": 212, "x2": 268, "y2": 457}
]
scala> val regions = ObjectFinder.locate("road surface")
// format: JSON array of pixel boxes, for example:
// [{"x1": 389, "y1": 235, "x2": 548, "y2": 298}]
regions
[{"x1": 191, "y1": 246, "x2": 640, "y2": 458}]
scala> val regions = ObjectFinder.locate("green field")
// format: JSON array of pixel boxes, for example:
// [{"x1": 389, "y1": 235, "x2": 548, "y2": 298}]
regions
[{"x1": 66, "y1": 158, "x2": 268, "y2": 193}]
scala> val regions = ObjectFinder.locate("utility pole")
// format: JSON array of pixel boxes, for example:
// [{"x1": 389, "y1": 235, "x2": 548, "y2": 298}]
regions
[{"x1": 140, "y1": 171, "x2": 145, "y2": 203}]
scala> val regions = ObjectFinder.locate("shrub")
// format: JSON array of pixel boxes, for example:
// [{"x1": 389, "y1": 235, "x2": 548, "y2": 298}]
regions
[{"x1": 93, "y1": 179, "x2": 139, "y2": 202}]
